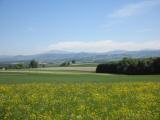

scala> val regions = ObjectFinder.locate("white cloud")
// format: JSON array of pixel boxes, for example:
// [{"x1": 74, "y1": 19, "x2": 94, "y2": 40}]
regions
[
  {"x1": 0, "y1": 49, "x2": 45, "y2": 56},
  {"x1": 48, "y1": 40, "x2": 160, "y2": 52},
  {"x1": 110, "y1": 0, "x2": 160, "y2": 18}
]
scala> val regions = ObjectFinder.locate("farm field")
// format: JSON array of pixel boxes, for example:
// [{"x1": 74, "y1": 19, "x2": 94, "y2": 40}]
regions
[
  {"x1": 0, "y1": 70, "x2": 160, "y2": 120},
  {"x1": 34, "y1": 66, "x2": 96, "y2": 72},
  {"x1": 69, "y1": 63, "x2": 98, "y2": 67}
]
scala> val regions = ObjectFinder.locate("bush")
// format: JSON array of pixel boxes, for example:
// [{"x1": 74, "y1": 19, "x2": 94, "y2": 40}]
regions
[{"x1": 60, "y1": 62, "x2": 70, "y2": 67}]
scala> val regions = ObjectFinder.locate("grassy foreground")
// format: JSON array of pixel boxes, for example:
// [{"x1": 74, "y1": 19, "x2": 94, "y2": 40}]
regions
[{"x1": 0, "y1": 71, "x2": 160, "y2": 120}]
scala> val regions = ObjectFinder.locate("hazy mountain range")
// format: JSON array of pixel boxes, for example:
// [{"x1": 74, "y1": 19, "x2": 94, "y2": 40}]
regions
[{"x1": 0, "y1": 50, "x2": 160, "y2": 64}]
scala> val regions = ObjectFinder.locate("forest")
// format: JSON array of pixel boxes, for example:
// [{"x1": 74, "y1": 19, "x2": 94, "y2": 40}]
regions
[{"x1": 96, "y1": 57, "x2": 160, "y2": 74}]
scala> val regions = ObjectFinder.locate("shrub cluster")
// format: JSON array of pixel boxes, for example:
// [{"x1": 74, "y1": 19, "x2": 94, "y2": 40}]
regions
[
  {"x1": 0, "y1": 60, "x2": 39, "y2": 70},
  {"x1": 96, "y1": 57, "x2": 160, "y2": 74},
  {"x1": 2, "y1": 64, "x2": 26, "y2": 69}
]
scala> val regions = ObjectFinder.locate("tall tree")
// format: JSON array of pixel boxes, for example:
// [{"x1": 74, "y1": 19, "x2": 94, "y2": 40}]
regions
[{"x1": 29, "y1": 60, "x2": 38, "y2": 68}]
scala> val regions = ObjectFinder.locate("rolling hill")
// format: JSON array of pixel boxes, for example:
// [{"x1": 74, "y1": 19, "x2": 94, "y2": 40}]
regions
[{"x1": 0, "y1": 50, "x2": 160, "y2": 64}]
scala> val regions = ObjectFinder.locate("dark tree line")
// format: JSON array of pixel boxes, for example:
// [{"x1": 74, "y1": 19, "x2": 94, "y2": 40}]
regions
[
  {"x1": 60, "y1": 61, "x2": 70, "y2": 66},
  {"x1": 60, "y1": 60, "x2": 76, "y2": 67},
  {"x1": 1, "y1": 60, "x2": 38, "y2": 69},
  {"x1": 96, "y1": 57, "x2": 160, "y2": 74},
  {"x1": 1, "y1": 64, "x2": 27, "y2": 69}
]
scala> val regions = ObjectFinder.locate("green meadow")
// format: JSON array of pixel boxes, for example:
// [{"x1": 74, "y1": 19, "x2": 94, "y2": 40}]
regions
[{"x1": 0, "y1": 70, "x2": 160, "y2": 120}]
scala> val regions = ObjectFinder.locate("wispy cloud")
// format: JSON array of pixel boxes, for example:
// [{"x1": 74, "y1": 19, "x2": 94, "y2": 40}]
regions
[
  {"x1": 26, "y1": 27, "x2": 36, "y2": 33},
  {"x1": 48, "y1": 40, "x2": 160, "y2": 52},
  {"x1": 136, "y1": 28, "x2": 152, "y2": 33},
  {"x1": 102, "y1": 20, "x2": 124, "y2": 31},
  {"x1": 110, "y1": 0, "x2": 160, "y2": 18}
]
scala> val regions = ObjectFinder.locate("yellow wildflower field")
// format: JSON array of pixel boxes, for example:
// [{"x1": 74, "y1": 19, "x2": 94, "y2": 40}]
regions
[{"x1": 0, "y1": 82, "x2": 159, "y2": 120}]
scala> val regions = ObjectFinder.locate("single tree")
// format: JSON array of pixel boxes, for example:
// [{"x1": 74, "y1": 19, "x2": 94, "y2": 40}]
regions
[
  {"x1": 29, "y1": 60, "x2": 38, "y2": 68},
  {"x1": 71, "y1": 60, "x2": 76, "y2": 64}
]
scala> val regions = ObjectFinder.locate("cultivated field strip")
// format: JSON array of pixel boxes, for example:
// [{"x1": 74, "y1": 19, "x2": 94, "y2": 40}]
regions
[{"x1": 34, "y1": 67, "x2": 96, "y2": 72}]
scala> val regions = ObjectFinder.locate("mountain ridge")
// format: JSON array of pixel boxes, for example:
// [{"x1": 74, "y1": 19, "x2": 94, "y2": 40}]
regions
[{"x1": 0, "y1": 49, "x2": 160, "y2": 63}]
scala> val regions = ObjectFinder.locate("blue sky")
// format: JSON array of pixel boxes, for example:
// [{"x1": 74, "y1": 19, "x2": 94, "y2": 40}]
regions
[{"x1": 0, "y1": 0, "x2": 160, "y2": 55}]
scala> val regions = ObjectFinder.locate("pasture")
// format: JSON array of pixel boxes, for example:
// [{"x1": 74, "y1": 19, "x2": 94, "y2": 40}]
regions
[{"x1": 0, "y1": 69, "x2": 160, "y2": 120}]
